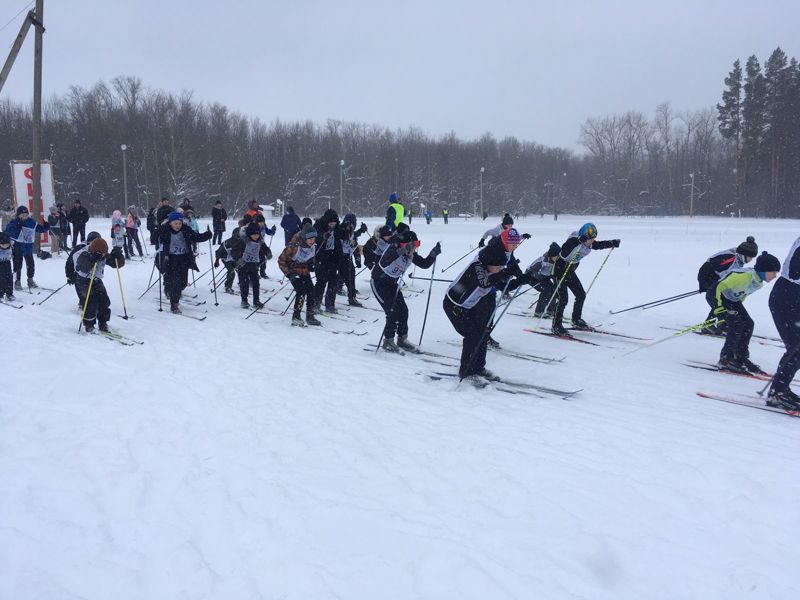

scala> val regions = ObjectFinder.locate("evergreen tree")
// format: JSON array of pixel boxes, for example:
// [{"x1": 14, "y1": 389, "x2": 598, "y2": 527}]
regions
[
  {"x1": 717, "y1": 59, "x2": 743, "y2": 208},
  {"x1": 741, "y1": 55, "x2": 767, "y2": 214}
]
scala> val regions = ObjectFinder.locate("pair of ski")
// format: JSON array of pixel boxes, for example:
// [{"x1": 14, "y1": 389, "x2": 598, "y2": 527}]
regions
[
  {"x1": 522, "y1": 327, "x2": 647, "y2": 347},
  {"x1": 0, "y1": 298, "x2": 25, "y2": 309},
  {"x1": 255, "y1": 306, "x2": 368, "y2": 335},
  {"x1": 662, "y1": 326, "x2": 784, "y2": 348},
  {"x1": 696, "y1": 391, "x2": 798, "y2": 418},
  {"x1": 83, "y1": 328, "x2": 144, "y2": 346},
  {"x1": 438, "y1": 340, "x2": 565, "y2": 365},
  {"x1": 423, "y1": 371, "x2": 581, "y2": 400},
  {"x1": 683, "y1": 359, "x2": 773, "y2": 381},
  {"x1": 364, "y1": 343, "x2": 460, "y2": 368}
]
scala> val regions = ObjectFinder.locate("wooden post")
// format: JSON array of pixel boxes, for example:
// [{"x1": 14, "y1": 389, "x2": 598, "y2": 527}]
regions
[{"x1": 31, "y1": 0, "x2": 45, "y2": 250}]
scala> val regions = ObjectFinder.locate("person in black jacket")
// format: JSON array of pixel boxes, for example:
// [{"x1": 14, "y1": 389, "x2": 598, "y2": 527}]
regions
[
  {"x1": 67, "y1": 200, "x2": 90, "y2": 248},
  {"x1": 47, "y1": 206, "x2": 65, "y2": 255},
  {"x1": 444, "y1": 234, "x2": 528, "y2": 379},
  {"x1": 336, "y1": 213, "x2": 369, "y2": 306},
  {"x1": 767, "y1": 238, "x2": 800, "y2": 410},
  {"x1": 697, "y1": 236, "x2": 757, "y2": 334},
  {"x1": 550, "y1": 223, "x2": 620, "y2": 336},
  {"x1": 74, "y1": 237, "x2": 125, "y2": 332},
  {"x1": 280, "y1": 206, "x2": 302, "y2": 247},
  {"x1": 158, "y1": 211, "x2": 212, "y2": 313},
  {"x1": 148, "y1": 197, "x2": 173, "y2": 246},
  {"x1": 313, "y1": 209, "x2": 343, "y2": 312},
  {"x1": 230, "y1": 222, "x2": 270, "y2": 309},
  {"x1": 526, "y1": 242, "x2": 561, "y2": 317},
  {"x1": 66, "y1": 231, "x2": 102, "y2": 304},
  {"x1": 211, "y1": 200, "x2": 227, "y2": 245},
  {"x1": 371, "y1": 229, "x2": 441, "y2": 352}
]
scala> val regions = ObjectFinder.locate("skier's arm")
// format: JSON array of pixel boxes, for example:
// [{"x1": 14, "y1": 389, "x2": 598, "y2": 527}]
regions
[{"x1": 592, "y1": 239, "x2": 619, "y2": 250}]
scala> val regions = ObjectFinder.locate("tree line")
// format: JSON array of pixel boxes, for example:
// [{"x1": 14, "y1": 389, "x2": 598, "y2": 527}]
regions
[{"x1": 0, "y1": 48, "x2": 797, "y2": 219}]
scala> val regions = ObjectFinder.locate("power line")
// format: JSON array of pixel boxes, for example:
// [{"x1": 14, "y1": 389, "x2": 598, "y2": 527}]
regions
[{"x1": 0, "y1": 0, "x2": 34, "y2": 35}]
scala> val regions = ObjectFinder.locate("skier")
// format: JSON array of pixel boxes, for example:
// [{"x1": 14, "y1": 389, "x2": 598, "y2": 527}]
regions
[
  {"x1": 230, "y1": 222, "x2": 269, "y2": 309},
  {"x1": 697, "y1": 236, "x2": 758, "y2": 334},
  {"x1": 385, "y1": 193, "x2": 405, "y2": 231},
  {"x1": 125, "y1": 207, "x2": 143, "y2": 257},
  {"x1": 74, "y1": 237, "x2": 125, "y2": 332},
  {"x1": 280, "y1": 206, "x2": 302, "y2": 247},
  {"x1": 425, "y1": 210, "x2": 432, "y2": 225},
  {"x1": 46, "y1": 206, "x2": 65, "y2": 255},
  {"x1": 525, "y1": 242, "x2": 561, "y2": 318},
  {"x1": 211, "y1": 200, "x2": 227, "y2": 245},
  {"x1": 363, "y1": 225, "x2": 393, "y2": 270},
  {"x1": 4, "y1": 205, "x2": 49, "y2": 290},
  {"x1": 337, "y1": 214, "x2": 368, "y2": 306},
  {"x1": 278, "y1": 226, "x2": 321, "y2": 326},
  {"x1": 158, "y1": 212, "x2": 212, "y2": 313},
  {"x1": 214, "y1": 233, "x2": 239, "y2": 295},
  {"x1": 371, "y1": 229, "x2": 441, "y2": 352},
  {"x1": 151, "y1": 197, "x2": 173, "y2": 243},
  {"x1": 767, "y1": 238, "x2": 800, "y2": 409},
  {"x1": 0, "y1": 232, "x2": 14, "y2": 301},
  {"x1": 66, "y1": 231, "x2": 102, "y2": 303},
  {"x1": 444, "y1": 234, "x2": 529, "y2": 379},
  {"x1": 714, "y1": 251, "x2": 780, "y2": 375},
  {"x1": 550, "y1": 223, "x2": 620, "y2": 335},
  {"x1": 254, "y1": 214, "x2": 276, "y2": 278},
  {"x1": 111, "y1": 210, "x2": 130, "y2": 259},
  {"x1": 478, "y1": 214, "x2": 513, "y2": 247},
  {"x1": 184, "y1": 209, "x2": 200, "y2": 253},
  {"x1": 313, "y1": 209, "x2": 343, "y2": 312},
  {"x1": 442, "y1": 208, "x2": 449, "y2": 224},
  {"x1": 67, "y1": 199, "x2": 89, "y2": 248}
]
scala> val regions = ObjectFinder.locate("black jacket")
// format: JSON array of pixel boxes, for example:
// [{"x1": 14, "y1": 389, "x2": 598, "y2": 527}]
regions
[
  {"x1": 212, "y1": 207, "x2": 227, "y2": 232},
  {"x1": 156, "y1": 205, "x2": 174, "y2": 225},
  {"x1": 157, "y1": 224, "x2": 211, "y2": 271},
  {"x1": 67, "y1": 206, "x2": 89, "y2": 226}
]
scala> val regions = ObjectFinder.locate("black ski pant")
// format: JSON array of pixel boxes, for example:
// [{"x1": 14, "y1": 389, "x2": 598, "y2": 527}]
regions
[
  {"x1": 703, "y1": 286, "x2": 728, "y2": 330},
  {"x1": 72, "y1": 223, "x2": 86, "y2": 248},
  {"x1": 444, "y1": 296, "x2": 492, "y2": 377},
  {"x1": 371, "y1": 275, "x2": 408, "y2": 339},
  {"x1": 223, "y1": 261, "x2": 237, "y2": 289},
  {"x1": 76, "y1": 278, "x2": 111, "y2": 326},
  {"x1": 533, "y1": 278, "x2": 555, "y2": 314},
  {"x1": 337, "y1": 257, "x2": 357, "y2": 300},
  {"x1": 12, "y1": 249, "x2": 34, "y2": 280},
  {"x1": 552, "y1": 268, "x2": 585, "y2": 327},
  {"x1": 126, "y1": 228, "x2": 143, "y2": 257},
  {"x1": 290, "y1": 274, "x2": 315, "y2": 319},
  {"x1": 239, "y1": 268, "x2": 261, "y2": 304},
  {"x1": 212, "y1": 229, "x2": 224, "y2": 245},
  {"x1": 314, "y1": 259, "x2": 339, "y2": 309},
  {"x1": 164, "y1": 254, "x2": 191, "y2": 305},
  {"x1": 720, "y1": 298, "x2": 753, "y2": 361},
  {"x1": 0, "y1": 261, "x2": 12, "y2": 297},
  {"x1": 769, "y1": 277, "x2": 800, "y2": 392}
]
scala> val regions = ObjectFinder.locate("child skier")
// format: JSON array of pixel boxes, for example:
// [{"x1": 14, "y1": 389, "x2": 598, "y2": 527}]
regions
[
  {"x1": 363, "y1": 226, "x2": 393, "y2": 270},
  {"x1": 230, "y1": 222, "x2": 270, "y2": 309},
  {"x1": 550, "y1": 223, "x2": 620, "y2": 336},
  {"x1": 526, "y1": 242, "x2": 561, "y2": 318},
  {"x1": 278, "y1": 226, "x2": 321, "y2": 326},
  {"x1": 74, "y1": 237, "x2": 125, "y2": 332},
  {"x1": 371, "y1": 229, "x2": 441, "y2": 352},
  {"x1": 313, "y1": 209, "x2": 343, "y2": 312},
  {"x1": 697, "y1": 236, "x2": 758, "y2": 334},
  {"x1": 254, "y1": 213, "x2": 275, "y2": 278},
  {"x1": 714, "y1": 251, "x2": 780, "y2": 374},
  {"x1": 4, "y1": 205, "x2": 49, "y2": 290},
  {"x1": 111, "y1": 222, "x2": 128, "y2": 259},
  {"x1": 66, "y1": 231, "x2": 102, "y2": 304},
  {"x1": 0, "y1": 232, "x2": 14, "y2": 302},
  {"x1": 125, "y1": 207, "x2": 143, "y2": 257},
  {"x1": 767, "y1": 238, "x2": 800, "y2": 410},
  {"x1": 157, "y1": 212, "x2": 212, "y2": 313},
  {"x1": 47, "y1": 206, "x2": 65, "y2": 255},
  {"x1": 478, "y1": 213, "x2": 514, "y2": 247},
  {"x1": 214, "y1": 234, "x2": 239, "y2": 294},
  {"x1": 184, "y1": 209, "x2": 199, "y2": 253}
]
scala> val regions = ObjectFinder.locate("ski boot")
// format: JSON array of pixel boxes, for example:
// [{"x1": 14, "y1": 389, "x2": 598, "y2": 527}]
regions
[
  {"x1": 170, "y1": 302, "x2": 182, "y2": 314},
  {"x1": 766, "y1": 388, "x2": 800, "y2": 411},
  {"x1": 6, "y1": 293, "x2": 16, "y2": 302},
  {"x1": 224, "y1": 286, "x2": 235, "y2": 295},
  {"x1": 739, "y1": 357, "x2": 767, "y2": 375},
  {"x1": 253, "y1": 301, "x2": 265, "y2": 310},
  {"x1": 487, "y1": 336, "x2": 501, "y2": 349},
  {"x1": 324, "y1": 305, "x2": 338, "y2": 314},
  {"x1": 397, "y1": 335, "x2": 417, "y2": 352},
  {"x1": 382, "y1": 337, "x2": 401, "y2": 353},
  {"x1": 241, "y1": 300, "x2": 250, "y2": 309},
  {"x1": 84, "y1": 322, "x2": 95, "y2": 333},
  {"x1": 27, "y1": 278, "x2": 38, "y2": 289},
  {"x1": 98, "y1": 321, "x2": 109, "y2": 333},
  {"x1": 306, "y1": 313, "x2": 322, "y2": 326},
  {"x1": 571, "y1": 318, "x2": 592, "y2": 330},
  {"x1": 551, "y1": 323, "x2": 570, "y2": 337},
  {"x1": 475, "y1": 367, "x2": 501, "y2": 382},
  {"x1": 348, "y1": 298, "x2": 363, "y2": 307},
  {"x1": 14, "y1": 279, "x2": 22, "y2": 291},
  {"x1": 291, "y1": 313, "x2": 307, "y2": 327},
  {"x1": 717, "y1": 356, "x2": 748, "y2": 374}
]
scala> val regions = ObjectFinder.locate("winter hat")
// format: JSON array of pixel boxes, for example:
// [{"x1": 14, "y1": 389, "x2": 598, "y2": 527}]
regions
[
  {"x1": 89, "y1": 237, "x2": 108, "y2": 255},
  {"x1": 479, "y1": 240, "x2": 508, "y2": 267},
  {"x1": 343, "y1": 213, "x2": 357, "y2": 229},
  {"x1": 245, "y1": 222, "x2": 260, "y2": 237},
  {"x1": 736, "y1": 236, "x2": 758, "y2": 258},
  {"x1": 502, "y1": 213, "x2": 514, "y2": 226},
  {"x1": 86, "y1": 231, "x2": 101, "y2": 242},
  {"x1": 396, "y1": 229, "x2": 417, "y2": 244},
  {"x1": 378, "y1": 225, "x2": 393, "y2": 238},
  {"x1": 215, "y1": 200, "x2": 222, "y2": 206},
  {"x1": 578, "y1": 223, "x2": 598, "y2": 242},
  {"x1": 546, "y1": 242, "x2": 561, "y2": 258},
  {"x1": 754, "y1": 251, "x2": 780, "y2": 273},
  {"x1": 389, "y1": 192, "x2": 398, "y2": 203},
  {"x1": 396, "y1": 222, "x2": 409, "y2": 234},
  {"x1": 301, "y1": 217, "x2": 312, "y2": 227},
  {"x1": 113, "y1": 210, "x2": 122, "y2": 220},
  {"x1": 303, "y1": 228, "x2": 318, "y2": 240},
  {"x1": 167, "y1": 211, "x2": 183, "y2": 223},
  {"x1": 500, "y1": 228, "x2": 522, "y2": 249},
  {"x1": 16, "y1": 205, "x2": 29, "y2": 216},
  {"x1": 0, "y1": 232, "x2": 10, "y2": 245}
]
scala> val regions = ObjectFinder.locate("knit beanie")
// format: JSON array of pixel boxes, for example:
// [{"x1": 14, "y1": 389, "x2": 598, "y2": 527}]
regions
[
  {"x1": 167, "y1": 211, "x2": 183, "y2": 223},
  {"x1": 546, "y1": 242, "x2": 561, "y2": 258},
  {"x1": 389, "y1": 192, "x2": 398, "y2": 203},
  {"x1": 245, "y1": 222, "x2": 260, "y2": 237},
  {"x1": 89, "y1": 238, "x2": 108, "y2": 255},
  {"x1": 16, "y1": 205, "x2": 29, "y2": 216},
  {"x1": 502, "y1": 213, "x2": 514, "y2": 226},
  {"x1": 303, "y1": 228, "x2": 318, "y2": 240},
  {"x1": 479, "y1": 240, "x2": 508, "y2": 266},
  {"x1": 86, "y1": 231, "x2": 101, "y2": 242},
  {"x1": 754, "y1": 251, "x2": 780, "y2": 273},
  {"x1": 736, "y1": 236, "x2": 758, "y2": 258}
]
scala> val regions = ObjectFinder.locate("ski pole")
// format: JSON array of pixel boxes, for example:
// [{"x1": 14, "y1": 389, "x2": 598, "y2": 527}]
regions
[
  {"x1": 208, "y1": 237, "x2": 219, "y2": 306},
  {"x1": 141, "y1": 258, "x2": 157, "y2": 298},
  {"x1": 757, "y1": 341, "x2": 800, "y2": 396},
  {"x1": 78, "y1": 263, "x2": 97, "y2": 332},
  {"x1": 374, "y1": 279, "x2": 404, "y2": 353},
  {"x1": 610, "y1": 290, "x2": 700, "y2": 315},
  {"x1": 584, "y1": 247, "x2": 614, "y2": 298},
  {"x1": 191, "y1": 267, "x2": 197, "y2": 289},
  {"x1": 460, "y1": 277, "x2": 517, "y2": 382},
  {"x1": 245, "y1": 279, "x2": 291, "y2": 320},
  {"x1": 535, "y1": 260, "x2": 574, "y2": 330},
  {"x1": 441, "y1": 246, "x2": 477, "y2": 273},
  {"x1": 114, "y1": 257, "x2": 129, "y2": 320},
  {"x1": 157, "y1": 255, "x2": 163, "y2": 312},
  {"x1": 282, "y1": 291, "x2": 296, "y2": 315},
  {"x1": 418, "y1": 258, "x2": 437, "y2": 346},
  {"x1": 38, "y1": 282, "x2": 68, "y2": 305},
  {"x1": 409, "y1": 274, "x2": 453, "y2": 284},
  {"x1": 641, "y1": 291, "x2": 703, "y2": 312},
  {"x1": 618, "y1": 318, "x2": 724, "y2": 358},
  {"x1": 192, "y1": 264, "x2": 213, "y2": 284}
]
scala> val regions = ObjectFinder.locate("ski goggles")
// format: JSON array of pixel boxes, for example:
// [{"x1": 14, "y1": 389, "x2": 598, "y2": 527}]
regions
[{"x1": 399, "y1": 240, "x2": 421, "y2": 249}]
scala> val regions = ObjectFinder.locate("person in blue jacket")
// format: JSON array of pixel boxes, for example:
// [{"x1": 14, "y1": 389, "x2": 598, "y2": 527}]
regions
[
  {"x1": 280, "y1": 206, "x2": 302, "y2": 247},
  {"x1": 4, "y1": 205, "x2": 49, "y2": 290}
]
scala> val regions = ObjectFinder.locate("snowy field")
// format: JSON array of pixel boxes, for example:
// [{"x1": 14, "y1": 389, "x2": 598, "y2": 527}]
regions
[{"x1": 2, "y1": 214, "x2": 799, "y2": 600}]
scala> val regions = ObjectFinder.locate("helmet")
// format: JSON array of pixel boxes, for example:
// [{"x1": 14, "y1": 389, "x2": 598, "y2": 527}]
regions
[{"x1": 578, "y1": 223, "x2": 597, "y2": 242}]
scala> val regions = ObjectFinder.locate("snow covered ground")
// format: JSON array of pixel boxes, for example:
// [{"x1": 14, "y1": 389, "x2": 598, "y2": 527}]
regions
[{"x1": 1, "y1": 214, "x2": 798, "y2": 600}]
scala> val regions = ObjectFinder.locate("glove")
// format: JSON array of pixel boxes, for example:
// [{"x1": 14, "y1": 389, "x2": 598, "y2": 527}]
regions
[
  {"x1": 507, "y1": 258, "x2": 523, "y2": 278},
  {"x1": 430, "y1": 242, "x2": 442, "y2": 258},
  {"x1": 522, "y1": 233, "x2": 532, "y2": 240},
  {"x1": 214, "y1": 259, "x2": 220, "y2": 268},
  {"x1": 268, "y1": 225, "x2": 276, "y2": 236},
  {"x1": 67, "y1": 275, "x2": 75, "y2": 285},
  {"x1": 611, "y1": 239, "x2": 621, "y2": 248},
  {"x1": 478, "y1": 238, "x2": 485, "y2": 248}
]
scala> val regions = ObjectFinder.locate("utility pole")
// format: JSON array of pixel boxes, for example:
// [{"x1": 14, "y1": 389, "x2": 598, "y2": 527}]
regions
[
  {"x1": 689, "y1": 172, "x2": 695, "y2": 218},
  {"x1": 31, "y1": 0, "x2": 45, "y2": 250},
  {"x1": 121, "y1": 145, "x2": 129, "y2": 208},
  {"x1": 339, "y1": 159, "x2": 344, "y2": 215}
]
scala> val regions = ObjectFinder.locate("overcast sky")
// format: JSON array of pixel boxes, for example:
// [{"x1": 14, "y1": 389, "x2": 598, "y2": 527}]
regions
[{"x1": 1, "y1": 0, "x2": 797, "y2": 151}]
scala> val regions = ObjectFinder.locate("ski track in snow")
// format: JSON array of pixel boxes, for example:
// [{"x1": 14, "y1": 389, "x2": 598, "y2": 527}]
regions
[{"x1": 1, "y1": 216, "x2": 799, "y2": 599}]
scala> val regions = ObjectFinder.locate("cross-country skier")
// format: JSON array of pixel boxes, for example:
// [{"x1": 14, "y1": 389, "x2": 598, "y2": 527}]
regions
[
  {"x1": 4, "y1": 205, "x2": 49, "y2": 290},
  {"x1": 714, "y1": 251, "x2": 780, "y2": 375},
  {"x1": 157, "y1": 212, "x2": 212, "y2": 314},
  {"x1": 697, "y1": 236, "x2": 758, "y2": 335},
  {"x1": 74, "y1": 237, "x2": 125, "y2": 332},
  {"x1": 0, "y1": 232, "x2": 14, "y2": 301},
  {"x1": 214, "y1": 233, "x2": 239, "y2": 294},
  {"x1": 278, "y1": 226, "x2": 321, "y2": 327},
  {"x1": 363, "y1": 226, "x2": 393, "y2": 270},
  {"x1": 767, "y1": 238, "x2": 800, "y2": 410},
  {"x1": 111, "y1": 221, "x2": 129, "y2": 259},
  {"x1": 550, "y1": 223, "x2": 620, "y2": 336},
  {"x1": 478, "y1": 213, "x2": 514, "y2": 247},
  {"x1": 230, "y1": 222, "x2": 270, "y2": 309},
  {"x1": 371, "y1": 229, "x2": 441, "y2": 352},
  {"x1": 211, "y1": 200, "x2": 227, "y2": 245},
  {"x1": 125, "y1": 207, "x2": 143, "y2": 257},
  {"x1": 313, "y1": 209, "x2": 343, "y2": 312},
  {"x1": 66, "y1": 231, "x2": 102, "y2": 305},
  {"x1": 526, "y1": 242, "x2": 561, "y2": 318}
]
